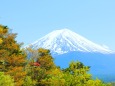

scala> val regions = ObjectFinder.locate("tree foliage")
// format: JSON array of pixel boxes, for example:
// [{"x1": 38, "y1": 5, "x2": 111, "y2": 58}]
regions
[
  {"x1": 0, "y1": 25, "x2": 26, "y2": 86},
  {"x1": 25, "y1": 48, "x2": 111, "y2": 86},
  {"x1": 37, "y1": 48, "x2": 56, "y2": 70},
  {"x1": 0, "y1": 72, "x2": 14, "y2": 86}
]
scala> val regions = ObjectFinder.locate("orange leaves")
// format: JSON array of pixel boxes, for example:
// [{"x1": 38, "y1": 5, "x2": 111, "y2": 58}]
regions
[
  {"x1": 0, "y1": 25, "x2": 27, "y2": 86},
  {"x1": 0, "y1": 25, "x2": 8, "y2": 35},
  {"x1": 37, "y1": 48, "x2": 55, "y2": 70},
  {"x1": 10, "y1": 54, "x2": 25, "y2": 64},
  {"x1": 7, "y1": 67, "x2": 26, "y2": 86}
]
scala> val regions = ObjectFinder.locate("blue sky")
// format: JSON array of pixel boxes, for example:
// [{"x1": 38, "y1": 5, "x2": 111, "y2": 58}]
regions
[{"x1": 0, "y1": 0, "x2": 115, "y2": 50}]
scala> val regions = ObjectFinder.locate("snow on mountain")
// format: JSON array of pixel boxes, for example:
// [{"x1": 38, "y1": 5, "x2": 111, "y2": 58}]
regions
[{"x1": 26, "y1": 29, "x2": 114, "y2": 54}]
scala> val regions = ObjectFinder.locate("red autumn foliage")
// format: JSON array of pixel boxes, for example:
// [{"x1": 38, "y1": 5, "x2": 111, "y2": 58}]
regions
[{"x1": 30, "y1": 62, "x2": 40, "y2": 67}]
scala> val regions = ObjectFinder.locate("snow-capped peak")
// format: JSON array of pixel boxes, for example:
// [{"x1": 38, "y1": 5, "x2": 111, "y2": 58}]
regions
[{"x1": 26, "y1": 29, "x2": 114, "y2": 54}]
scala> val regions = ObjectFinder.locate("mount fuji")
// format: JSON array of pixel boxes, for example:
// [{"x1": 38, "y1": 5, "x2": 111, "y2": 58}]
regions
[{"x1": 27, "y1": 29, "x2": 113, "y2": 54}]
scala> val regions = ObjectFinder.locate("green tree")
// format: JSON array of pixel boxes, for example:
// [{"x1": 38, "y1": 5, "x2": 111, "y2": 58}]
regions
[
  {"x1": 0, "y1": 72, "x2": 14, "y2": 86},
  {"x1": 23, "y1": 76, "x2": 37, "y2": 86},
  {"x1": 86, "y1": 79, "x2": 111, "y2": 86},
  {"x1": 62, "y1": 61, "x2": 111, "y2": 86},
  {"x1": 62, "y1": 61, "x2": 91, "y2": 86}
]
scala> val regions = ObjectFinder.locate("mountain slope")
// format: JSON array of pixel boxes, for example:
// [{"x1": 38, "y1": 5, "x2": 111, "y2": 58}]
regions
[{"x1": 26, "y1": 29, "x2": 113, "y2": 54}]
